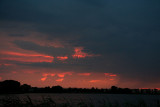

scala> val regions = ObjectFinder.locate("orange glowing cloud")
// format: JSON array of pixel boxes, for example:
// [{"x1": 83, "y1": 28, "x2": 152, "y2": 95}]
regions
[
  {"x1": 78, "y1": 73, "x2": 91, "y2": 76},
  {"x1": 109, "y1": 74, "x2": 117, "y2": 77},
  {"x1": 72, "y1": 47, "x2": 99, "y2": 58},
  {"x1": 0, "y1": 77, "x2": 2, "y2": 81},
  {"x1": 4, "y1": 64, "x2": 13, "y2": 66},
  {"x1": 155, "y1": 88, "x2": 160, "y2": 90},
  {"x1": 140, "y1": 88, "x2": 160, "y2": 90},
  {"x1": 57, "y1": 56, "x2": 68, "y2": 61},
  {"x1": 1, "y1": 57, "x2": 53, "y2": 63},
  {"x1": 12, "y1": 71, "x2": 17, "y2": 74},
  {"x1": 0, "y1": 51, "x2": 54, "y2": 63},
  {"x1": 104, "y1": 73, "x2": 117, "y2": 77},
  {"x1": 23, "y1": 70, "x2": 37, "y2": 74},
  {"x1": 57, "y1": 74, "x2": 65, "y2": 77},
  {"x1": 1, "y1": 51, "x2": 53, "y2": 58},
  {"x1": 41, "y1": 77, "x2": 47, "y2": 81},
  {"x1": 89, "y1": 80, "x2": 100, "y2": 83},
  {"x1": 72, "y1": 47, "x2": 86, "y2": 58},
  {"x1": 42, "y1": 73, "x2": 55, "y2": 77},
  {"x1": 57, "y1": 72, "x2": 72, "y2": 77},
  {"x1": 0, "y1": 63, "x2": 13, "y2": 66},
  {"x1": 42, "y1": 73, "x2": 49, "y2": 77},
  {"x1": 56, "y1": 78, "x2": 64, "y2": 82},
  {"x1": 104, "y1": 73, "x2": 110, "y2": 76},
  {"x1": 51, "y1": 74, "x2": 55, "y2": 77},
  {"x1": 104, "y1": 73, "x2": 117, "y2": 82},
  {"x1": 41, "y1": 73, "x2": 55, "y2": 81}
]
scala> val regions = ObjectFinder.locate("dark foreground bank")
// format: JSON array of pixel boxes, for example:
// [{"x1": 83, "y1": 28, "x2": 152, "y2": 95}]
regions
[{"x1": 0, "y1": 94, "x2": 160, "y2": 107}]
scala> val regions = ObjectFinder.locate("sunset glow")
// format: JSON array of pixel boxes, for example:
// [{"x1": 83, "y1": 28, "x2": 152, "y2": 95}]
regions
[
  {"x1": 78, "y1": 73, "x2": 91, "y2": 76},
  {"x1": 56, "y1": 78, "x2": 64, "y2": 82},
  {"x1": 0, "y1": 0, "x2": 159, "y2": 89},
  {"x1": 57, "y1": 56, "x2": 68, "y2": 61},
  {"x1": 72, "y1": 47, "x2": 97, "y2": 58},
  {"x1": 1, "y1": 51, "x2": 53, "y2": 58},
  {"x1": 89, "y1": 80, "x2": 100, "y2": 83},
  {"x1": 109, "y1": 75, "x2": 117, "y2": 77},
  {"x1": 41, "y1": 77, "x2": 47, "y2": 81},
  {"x1": 57, "y1": 72, "x2": 72, "y2": 78},
  {"x1": 0, "y1": 51, "x2": 54, "y2": 63}
]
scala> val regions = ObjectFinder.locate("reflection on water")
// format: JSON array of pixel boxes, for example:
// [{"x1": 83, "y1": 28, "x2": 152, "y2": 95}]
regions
[{"x1": 0, "y1": 94, "x2": 160, "y2": 106}]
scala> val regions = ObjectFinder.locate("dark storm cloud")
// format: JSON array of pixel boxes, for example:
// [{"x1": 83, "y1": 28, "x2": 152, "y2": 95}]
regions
[
  {"x1": 1, "y1": 0, "x2": 160, "y2": 87},
  {"x1": 9, "y1": 34, "x2": 26, "y2": 37},
  {"x1": 13, "y1": 40, "x2": 74, "y2": 56},
  {"x1": 18, "y1": 60, "x2": 95, "y2": 72},
  {"x1": 13, "y1": 40, "x2": 102, "y2": 71}
]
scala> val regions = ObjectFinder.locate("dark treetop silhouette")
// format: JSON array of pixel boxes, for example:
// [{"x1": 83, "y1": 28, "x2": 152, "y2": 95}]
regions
[{"x1": 0, "y1": 80, "x2": 159, "y2": 94}]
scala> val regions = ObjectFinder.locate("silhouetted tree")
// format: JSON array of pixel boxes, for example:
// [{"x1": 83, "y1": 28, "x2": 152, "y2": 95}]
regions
[
  {"x1": 111, "y1": 86, "x2": 118, "y2": 93},
  {"x1": 44, "y1": 86, "x2": 51, "y2": 93},
  {"x1": 0, "y1": 79, "x2": 159, "y2": 94},
  {"x1": 51, "y1": 85, "x2": 63, "y2": 93},
  {"x1": 20, "y1": 84, "x2": 31, "y2": 93},
  {"x1": 0, "y1": 80, "x2": 20, "y2": 93}
]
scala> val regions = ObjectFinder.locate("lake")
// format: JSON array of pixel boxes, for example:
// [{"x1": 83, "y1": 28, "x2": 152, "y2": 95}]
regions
[{"x1": 0, "y1": 93, "x2": 160, "y2": 107}]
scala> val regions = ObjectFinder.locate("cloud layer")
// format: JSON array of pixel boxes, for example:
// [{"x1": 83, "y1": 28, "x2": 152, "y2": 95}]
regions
[{"x1": 0, "y1": 0, "x2": 160, "y2": 88}]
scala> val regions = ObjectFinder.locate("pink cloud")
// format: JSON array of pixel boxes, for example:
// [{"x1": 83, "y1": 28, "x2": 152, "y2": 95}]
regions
[
  {"x1": 42, "y1": 73, "x2": 49, "y2": 77},
  {"x1": 12, "y1": 71, "x2": 17, "y2": 74},
  {"x1": 41, "y1": 73, "x2": 56, "y2": 81},
  {"x1": 56, "y1": 78, "x2": 64, "y2": 82},
  {"x1": 104, "y1": 73, "x2": 110, "y2": 76},
  {"x1": 0, "y1": 51, "x2": 54, "y2": 63},
  {"x1": 104, "y1": 73, "x2": 117, "y2": 77},
  {"x1": 41, "y1": 77, "x2": 47, "y2": 81},
  {"x1": 89, "y1": 80, "x2": 100, "y2": 83},
  {"x1": 23, "y1": 70, "x2": 39, "y2": 74},
  {"x1": 50, "y1": 74, "x2": 55, "y2": 77},
  {"x1": 0, "y1": 63, "x2": 13, "y2": 66},
  {"x1": 72, "y1": 47, "x2": 100, "y2": 59},
  {"x1": 57, "y1": 56, "x2": 68, "y2": 61},
  {"x1": 78, "y1": 73, "x2": 91, "y2": 76},
  {"x1": 110, "y1": 75, "x2": 117, "y2": 77},
  {"x1": 57, "y1": 74, "x2": 65, "y2": 77},
  {"x1": 57, "y1": 72, "x2": 72, "y2": 77}
]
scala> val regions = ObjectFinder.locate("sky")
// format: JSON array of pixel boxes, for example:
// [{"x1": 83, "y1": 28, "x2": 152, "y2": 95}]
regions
[{"x1": 0, "y1": 0, "x2": 160, "y2": 88}]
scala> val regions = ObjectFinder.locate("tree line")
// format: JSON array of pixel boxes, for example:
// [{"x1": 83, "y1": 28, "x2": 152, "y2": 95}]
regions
[{"x1": 0, "y1": 80, "x2": 159, "y2": 94}]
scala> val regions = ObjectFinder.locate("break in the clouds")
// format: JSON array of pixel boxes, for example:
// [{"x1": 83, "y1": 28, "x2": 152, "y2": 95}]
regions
[{"x1": 0, "y1": 0, "x2": 160, "y2": 88}]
